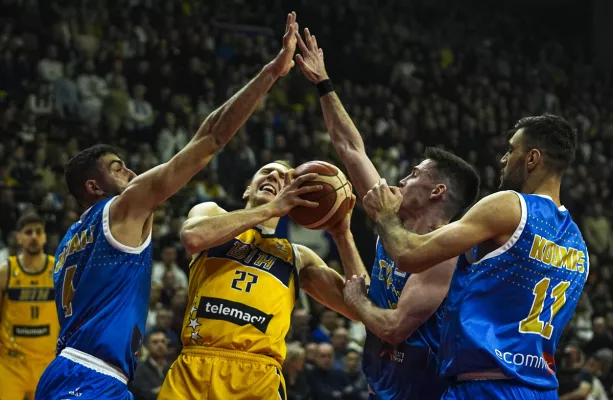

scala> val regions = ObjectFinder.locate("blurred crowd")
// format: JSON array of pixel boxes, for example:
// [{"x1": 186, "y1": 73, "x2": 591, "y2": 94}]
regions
[{"x1": 1, "y1": 0, "x2": 612, "y2": 398}]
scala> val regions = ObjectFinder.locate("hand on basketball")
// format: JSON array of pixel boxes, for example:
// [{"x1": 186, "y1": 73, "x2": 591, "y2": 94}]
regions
[
  {"x1": 363, "y1": 179, "x2": 403, "y2": 221},
  {"x1": 268, "y1": 171, "x2": 322, "y2": 217},
  {"x1": 343, "y1": 274, "x2": 369, "y2": 307},
  {"x1": 295, "y1": 27, "x2": 329, "y2": 83},
  {"x1": 268, "y1": 12, "x2": 299, "y2": 77},
  {"x1": 327, "y1": 194, "x2": 356, "y2": 237}
]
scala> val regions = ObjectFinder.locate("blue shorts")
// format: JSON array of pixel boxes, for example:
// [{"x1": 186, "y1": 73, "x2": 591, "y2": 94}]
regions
[
  {"x1": 36, "y1": 349, "x2": 132, "y2": 400},
  {"x1": 365, "y1": 345, "x2": 448, "y2": 400},
  {"x1": 442, "y1": 380, "x2": 557, "y2": 400}
]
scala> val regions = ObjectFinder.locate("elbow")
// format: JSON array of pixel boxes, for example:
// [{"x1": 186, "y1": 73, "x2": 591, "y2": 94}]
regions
[
  {"x1": 394, "y1": 252, "x2": 424, "y2": 274},
  {"x1": 180, "y1": 229, "x2": 206, "y2": 255}
]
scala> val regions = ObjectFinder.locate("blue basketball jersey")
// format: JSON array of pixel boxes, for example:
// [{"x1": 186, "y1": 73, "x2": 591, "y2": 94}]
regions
[
  {"x1": 362, "y1": 238, "x2": 446, "y2": 399},
  {"x1": 53, "y1": 196, "x2": 152, "y2": 380},
  {"x1": 440, "y1": 192, "x2": 588, "y2": 390}
]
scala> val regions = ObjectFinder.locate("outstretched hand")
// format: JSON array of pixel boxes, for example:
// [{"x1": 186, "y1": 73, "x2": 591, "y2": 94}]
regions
[
  {"x1": 295, "y1": 27, "x2": 329, "y2": 83},
  {"x1": 268, "y1": 12, "x2": 299, "y2": 77}
]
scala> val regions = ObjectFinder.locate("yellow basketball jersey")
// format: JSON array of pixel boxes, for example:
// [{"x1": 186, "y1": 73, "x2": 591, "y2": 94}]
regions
[
  {"x1": 0, "y1": 255, "x2": 59, "y2": 361},
  {"x1": 182, "y1": 227, "x2": 298, "y2": 365}
]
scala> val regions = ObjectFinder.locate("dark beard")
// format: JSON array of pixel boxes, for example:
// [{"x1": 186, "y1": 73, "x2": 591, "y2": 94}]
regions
[{"x1": 499, "y1": 167, "x2": 525, "y2": 192}]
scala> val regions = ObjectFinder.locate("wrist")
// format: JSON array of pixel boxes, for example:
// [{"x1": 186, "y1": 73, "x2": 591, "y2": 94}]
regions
[
  {"x1": 261, "y1": 202, "x2": 282, "y2": 218},
  {"x1": 331, "y1": 229, "x2": 352, "y2": 242},
  {"x1": 374, "y1": 210, "x2": 398, "y2": 225},
  {"x1": 316, "y1": 78, "x2": 334, "y2": 97},
  {"x1": 262, "y1": 62, "x2": 281, "y2": 79}
]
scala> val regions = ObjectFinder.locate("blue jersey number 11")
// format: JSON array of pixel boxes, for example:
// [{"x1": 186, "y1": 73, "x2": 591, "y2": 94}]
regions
[{"x1": 519, "y1": 278, "x2": 571, "y2": 340}]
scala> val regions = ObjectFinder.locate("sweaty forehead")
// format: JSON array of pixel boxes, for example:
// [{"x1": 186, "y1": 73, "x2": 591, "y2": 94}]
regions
[
  {"x1": 416, "y1": 159, "x2": 436, "y2": 172},
  {"x1": 257, "y1": 162, "x2": 290, "y2": 175},
  {"x1": 508, "y1": 128, "x2": 525, "y2": 146}
]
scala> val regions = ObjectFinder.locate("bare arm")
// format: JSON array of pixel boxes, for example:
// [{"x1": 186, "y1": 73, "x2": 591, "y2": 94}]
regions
[
  {"x1": 327, "y1": 196, "x2": 370, "y2": 285},
  {"x1": 363, "y1": 186, "x2": 521, "y2": 273},
  {"x1": 343, "y1": 259, "x2": 455, "y2": 345},
  {"x1": 181, "y1": 173, "x2": 320, "y2": 255},
  {"x1": 295, "y1": 28, "x2": 381, "y2": 199},
  {"x1": 296, "y1": 245, "x2": 360, "y2": 321},
  {"x1": 110, "y1": 13, "x2": 300, "y2": 246}
]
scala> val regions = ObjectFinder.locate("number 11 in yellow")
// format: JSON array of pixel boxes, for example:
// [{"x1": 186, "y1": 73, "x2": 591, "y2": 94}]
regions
[{"x1": 519, "y1": 278, "x2": 571, "y2": 340}]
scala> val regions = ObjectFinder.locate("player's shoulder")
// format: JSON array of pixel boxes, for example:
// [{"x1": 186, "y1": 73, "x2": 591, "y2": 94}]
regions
[
  {"x1": 187, "y1": 202, "x2": 227, "y2": 219},
  {"x1": 0, "y1": 258, "x2": 9, "y2": 291}
]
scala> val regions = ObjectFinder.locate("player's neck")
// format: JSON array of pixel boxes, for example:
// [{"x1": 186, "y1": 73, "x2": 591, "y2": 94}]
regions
[
  {"x1": 523, "y1": 175, "x2": 562, "y2": 207},
  {"x1": 403, "y1": 213, "x2": 447, "y2": 235},
  {"x1": 258, "y1": 218, "x2": 280, "y2": 234},
  {"x1": 19, "y1": 253, "x2": 47, "y2": 273}
]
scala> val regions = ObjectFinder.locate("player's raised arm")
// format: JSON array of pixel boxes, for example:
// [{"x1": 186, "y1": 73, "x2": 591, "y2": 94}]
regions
[
  {"x1": 343, "y1": 259, "x2": 455, "y2": 345},
  {"x1": 180, "y1": 172, "x2": 321, "y2": 255},
  {"x1": 363, "y1": 185, "x2": 521, "y2": 273},
  {"x1": 296, "y1": 244, "x2": 360, "y2": 321},
  {"x1": 111, "y1": 13, "x2": 300, "y2": 235},
  {"x1": 295, "y1": 28, "x2": 380, "y2": 199},
  {"x1": 326, "y1": 195, "x2": 370, "y2": 285}
]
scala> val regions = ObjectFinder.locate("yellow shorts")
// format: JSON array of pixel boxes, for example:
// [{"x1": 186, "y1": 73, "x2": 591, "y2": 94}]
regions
[
  {"x1": 0, "y1": 351, "x2": 53, "y2": 400},
  {"x1": 159, "y1": 347, "x2": 286, "y2": 400}
]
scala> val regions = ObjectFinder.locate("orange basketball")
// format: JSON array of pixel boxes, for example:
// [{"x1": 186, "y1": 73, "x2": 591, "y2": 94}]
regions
[{"x1": 288, "y1": 161, "x2": 353, "y2": 230}]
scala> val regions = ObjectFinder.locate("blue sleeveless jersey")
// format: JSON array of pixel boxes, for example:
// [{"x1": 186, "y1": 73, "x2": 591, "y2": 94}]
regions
[
  {"x1": 440, "y1": 192, "x2": 588, "y2": 390},
  {"x1": 53, "y1": 196, "x2": 152, "y2": 380},
  {"x1": 362, "y1": 238, "x2": 445, "y2": 399}
]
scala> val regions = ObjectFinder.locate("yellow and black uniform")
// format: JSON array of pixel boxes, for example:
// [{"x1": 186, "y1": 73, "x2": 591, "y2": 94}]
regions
[
  {"x1": 159, "y1": 227, "x2": 299, "y2": 400},
  {"x1": 0, "y1": 255, "x2": 58, "y2": 400}
]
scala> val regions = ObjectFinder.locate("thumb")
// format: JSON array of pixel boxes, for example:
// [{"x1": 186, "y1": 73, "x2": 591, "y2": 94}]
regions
[{"x1": 295, "y1": 54, "x2": 306, "y2": 67}]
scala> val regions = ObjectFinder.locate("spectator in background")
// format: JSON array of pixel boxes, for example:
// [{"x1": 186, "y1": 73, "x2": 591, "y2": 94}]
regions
[
  {"x1": 150, "y1": 308, "x2": 179, "y2": 361},
  {"x1": 312, "y1": 309, "x2": 339, "y2": 343},
  {"x1": 583, "y1": 202, "x2": 613, "y2": 258},
  {"x1": 284, "y1": 342, "x2": 311, "y2": 400},
  {"x1": 157, "y1": 112, "x2": 187, "y2": 162},
  {"x1": 77, "y1": 58, "x2": 108, "y2": 121},
  {"x1": 331, "y1": 327, "x2": 349, "y2": 371},
  {"x1": 27, "y1": 84, "x2": 53, "y2": 117},
  {"x1": 37, "y1": 45, "x2": 63, "y2": 83},
  {"x1": 343, "y1": 350, "x2": 369, "y2": 400},
  {"x1": 289, "y1": 309, "x2": 312, "y2": 344},
  {"x1": 307, "y1": 343, "x2": 350, "y2": 400},
  {"x1": 584, "y1": 317, "x2": 613, "y2": 356},
  {"x1": 146, "y1": 283, "x2": 163, "y2": 330},
  {"x1": 53, "y1": 63, "x2": 79, "y2": 119},
  {"x1": 129, "y1": 329, "x2": 170, "y2": 400},
  {"x1": 559, "y1": 345, "x2": 593, "y2": 399},
  {"x1": 152, "y1": 245, "x2": 187, "y2": 288},
  {"x1": 126, "y1": 83, "x2": 154, "y2": 137}
]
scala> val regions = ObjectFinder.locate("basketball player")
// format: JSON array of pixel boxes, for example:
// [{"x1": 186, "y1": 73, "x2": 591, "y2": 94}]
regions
[
  {"x1": 362, "y1": 115, "x2": 585, "y2": 399},
  {"x1": 35, "y1": 12, "x2": 302, "y2": 400},
  {"x1": 158, "y1": 160, "x2": 364, "y2": 399},
  {"x1": 0, "y1": 213, "x2": 58, "y2": 400},
  {"x1": 294, "y1": 28, "x2": 480, "y2": 399}
]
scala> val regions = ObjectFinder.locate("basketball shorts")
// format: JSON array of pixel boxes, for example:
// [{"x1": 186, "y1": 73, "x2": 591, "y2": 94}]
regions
[
  {"x1": 0, "y1": 350, "x2": 52, "y2": 400},
  {"x1": 35, "y1": 347, "x2": 133, "y2": 400},
  {"x1": 442, "y1": 380, "x2": 558, "y2": 400},
  {"x1": 159, "y1": 346, "x2": 286, "y2": 400}
]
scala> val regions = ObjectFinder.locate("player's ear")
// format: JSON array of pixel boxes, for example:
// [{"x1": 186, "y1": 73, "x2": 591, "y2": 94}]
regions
[
  {"x1": 242, "y1": 186, "x2": 251, "y2": 200},
  {"x1": 526, "y1": 149, "x2": 541, "y2": 172},
  {"x1": 430, "y1": 184, "x2": 447, "y2": 200},
  {"x1": 85, "y1": 179, "x2": 104, "y2": 197}
]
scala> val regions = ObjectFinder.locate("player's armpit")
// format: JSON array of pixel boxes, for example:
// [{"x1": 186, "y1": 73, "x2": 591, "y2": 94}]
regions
[
  {"x1": 295, "y1": 244, "x2": 360, "y2": 321},
  {"x1": 320, "y1": 93, "x2": 381, "y2": 199},
  {"x1": 387, "y1": 191, "x2": 521, "y2": 273}
]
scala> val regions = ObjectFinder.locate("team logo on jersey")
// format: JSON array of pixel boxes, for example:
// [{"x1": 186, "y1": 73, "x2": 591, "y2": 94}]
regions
[{"x1": 196, "y1": 296, "x2": 273, "y2": 333}]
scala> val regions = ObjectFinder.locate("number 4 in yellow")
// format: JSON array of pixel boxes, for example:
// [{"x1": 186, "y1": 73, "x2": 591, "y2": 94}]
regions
[{"x1": 519, "y1": 278, "x2": 571, "y2": 340}]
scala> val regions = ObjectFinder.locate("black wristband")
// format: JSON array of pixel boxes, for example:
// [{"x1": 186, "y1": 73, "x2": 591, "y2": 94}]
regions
[{"x1": 316, "y1": 79, "x2": 334, "y2": 97}]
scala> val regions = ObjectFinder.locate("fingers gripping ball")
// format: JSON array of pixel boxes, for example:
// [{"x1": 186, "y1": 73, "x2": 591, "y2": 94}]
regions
[{"x1": 288, "y1": 161, "x2": 353, "y2": 230}]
